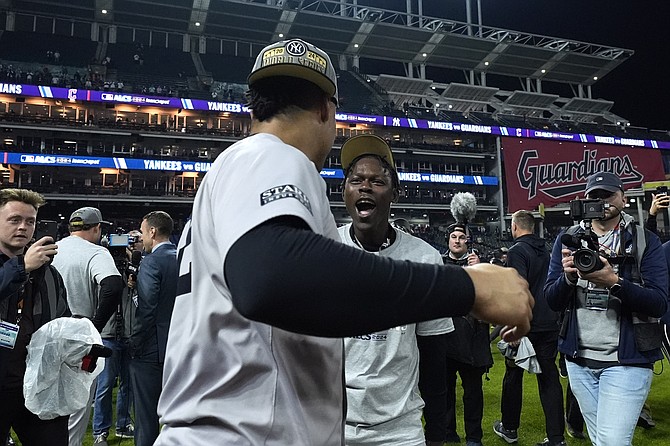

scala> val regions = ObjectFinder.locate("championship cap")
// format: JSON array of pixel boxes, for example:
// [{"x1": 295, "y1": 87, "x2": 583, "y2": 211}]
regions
[
  {"x1": 584, "y1": 172, "x2": 624, "y2": 195},
  {"x1": 340, "y1": 134, "x2": 395, "y2": 171},
  {"x1": 248, "y1": 39, "x2": 338, "y2": 102},
  {"x1": 69, "y1": 207, "x2": 111, "y2": 226}
]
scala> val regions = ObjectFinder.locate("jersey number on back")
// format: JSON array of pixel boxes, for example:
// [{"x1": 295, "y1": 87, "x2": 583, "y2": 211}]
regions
[{"x1": 176, "y1": 221, "x2": 193, "y2": 297}]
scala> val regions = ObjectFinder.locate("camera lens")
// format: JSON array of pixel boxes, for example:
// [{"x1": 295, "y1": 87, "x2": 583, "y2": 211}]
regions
[{"x1": 573, "y1": 248, "x2": 603, "y2": 274}]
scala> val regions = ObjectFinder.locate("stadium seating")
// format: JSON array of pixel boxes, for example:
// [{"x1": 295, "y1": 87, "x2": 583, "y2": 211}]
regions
[{"x1": 0, "y1": 31, "x2": 96, "y2": 67}]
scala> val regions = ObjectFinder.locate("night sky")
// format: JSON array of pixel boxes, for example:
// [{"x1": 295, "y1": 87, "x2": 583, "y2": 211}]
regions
[{"x1": 357, "y1": 0, "x2": 670, "y2": 131}]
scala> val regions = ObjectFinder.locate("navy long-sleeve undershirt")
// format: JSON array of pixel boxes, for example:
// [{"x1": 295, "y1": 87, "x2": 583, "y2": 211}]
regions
[{"x1": 224, "y1": 217, "x2": 475, "y2": 337}]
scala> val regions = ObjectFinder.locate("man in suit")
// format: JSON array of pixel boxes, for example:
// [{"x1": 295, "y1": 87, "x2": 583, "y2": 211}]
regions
[{"x1": 129, "y1": 211, "x2": 178, "y2": 446}]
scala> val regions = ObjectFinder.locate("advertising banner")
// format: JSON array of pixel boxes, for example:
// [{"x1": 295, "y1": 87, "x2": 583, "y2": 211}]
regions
[
  {"x1": 3, "y1": 81, "x2": 670, "y2": 150},
  {"x1": 1, "y1": 152, "x2": 498, "y2": 186},
  {"x1": 502, "y1": 137, "x2": 665, "y2": 212}
]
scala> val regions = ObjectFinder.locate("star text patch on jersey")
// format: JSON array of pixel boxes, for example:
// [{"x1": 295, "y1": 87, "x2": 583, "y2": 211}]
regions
[{"x1": 260, "y1": 184, "x2": 312, "y2": 213}]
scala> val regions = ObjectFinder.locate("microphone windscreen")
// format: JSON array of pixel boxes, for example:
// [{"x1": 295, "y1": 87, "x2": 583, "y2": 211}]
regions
[
  {"x1": 131, "y1": 250, "x2": 143, "y2": 266},
  {"x1": 451, "y1": 192, "x2": 478, "y2": 224}
]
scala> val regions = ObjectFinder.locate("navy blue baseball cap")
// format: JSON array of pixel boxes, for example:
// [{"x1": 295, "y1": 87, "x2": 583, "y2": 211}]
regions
[
  {"x1": 447, "y1": 223, "x2": 467, "y2": 235},
  {"x1": 584, "y1": 172, "x2": 624, "y2": 195}
]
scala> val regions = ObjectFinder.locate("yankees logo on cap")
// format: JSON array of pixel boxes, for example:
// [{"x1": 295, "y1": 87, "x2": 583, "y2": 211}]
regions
[{"x1": 285, "y1": 40, "x2": 307, "y2": 57}]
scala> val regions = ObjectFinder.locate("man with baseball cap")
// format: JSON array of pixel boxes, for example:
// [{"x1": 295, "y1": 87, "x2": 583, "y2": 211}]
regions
[
  {"x1": 583, "y1": 171, "x2": 624, "y2": 196},
  {"x1": 338, "y1": 134, "x2": 454, "y2": 445},
  {"x1": 52, "y1": 207, "x2": 123, "y2": 446},
  {"x1": 545, "y1": 171, "x2": 668, "y2": 445},
  {"x1": 156, "y1": 38, "x2": 533, "y2": 445},
  {"x1": 419, "y1": 223, "x2": 491, "y2": 446}
]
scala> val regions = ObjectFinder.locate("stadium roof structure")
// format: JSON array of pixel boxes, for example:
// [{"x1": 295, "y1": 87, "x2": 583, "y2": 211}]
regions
[
  {"x1": 374, "y1": 74, "x2": 433, "y2": 108},
  {"x1": 13, "y1": 0, "x2": 633, "y2": 88},
  {"x1": 436, "y1": 83, "x2": 499, "y2": 113},
  {"x1": 493, "y1": 91, "x2": 560, "y2": 118},
  {"x1": 554, "y1": 97, "x2": 616, "y2": 123}
]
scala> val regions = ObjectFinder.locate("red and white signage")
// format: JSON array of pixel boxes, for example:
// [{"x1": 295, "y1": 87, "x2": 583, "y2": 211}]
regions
[{"x1": 502, "y1": 137, "x2": 665, "y2": 212}]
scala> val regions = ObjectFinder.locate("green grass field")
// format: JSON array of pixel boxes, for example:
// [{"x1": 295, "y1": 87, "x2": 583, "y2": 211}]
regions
[
  {"x1": 460, "y1": 348, "x2": 670, "y2": 446},
  {"x1": 13, "y1": 347, "x2": 670, "y2": 445}
]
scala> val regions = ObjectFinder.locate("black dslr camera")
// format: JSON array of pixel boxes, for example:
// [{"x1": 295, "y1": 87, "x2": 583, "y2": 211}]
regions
[{"x1": 561, "y1": 199, "x2": 606, "y2": 274}]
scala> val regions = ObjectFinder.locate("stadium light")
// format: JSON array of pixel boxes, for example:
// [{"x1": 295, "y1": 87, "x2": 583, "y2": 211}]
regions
[
  {"x1": 101, "y1": 9, "x2": 107, "y2": 14},
  {"x1": 279, "y1": 33, "x2": 284, "y2": 38},
  {"x1": 593, "y1": 76, "x2": 598, "y2": 80},
  {"x1": 195, "y1": 22, "x2": 201, "y2": 27}
]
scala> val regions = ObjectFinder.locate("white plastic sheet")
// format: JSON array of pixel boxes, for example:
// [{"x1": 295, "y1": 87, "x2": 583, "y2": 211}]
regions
[{"x1": 23, "y1": 318, "x2": 104, "y2": 420}]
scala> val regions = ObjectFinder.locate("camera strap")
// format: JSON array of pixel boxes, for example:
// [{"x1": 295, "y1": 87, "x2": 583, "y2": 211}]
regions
[
  {"x1": 629, "y1": 223, "x2": 645, "y2": 286},
  {"x1": 115, "y1": 304, "x2": 123, "y2": 340}
]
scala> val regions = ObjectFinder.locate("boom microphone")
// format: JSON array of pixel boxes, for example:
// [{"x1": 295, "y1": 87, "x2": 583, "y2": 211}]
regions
[
  {"x1": 560, "y1": 233, "x2": 581, "y2": 250},
  {"x1": 451, "y1": 192, "x2": 478, "y2": 224}
]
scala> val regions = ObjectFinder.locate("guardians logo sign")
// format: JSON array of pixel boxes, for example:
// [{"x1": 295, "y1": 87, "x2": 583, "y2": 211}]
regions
[{"x1": 502, "y1": 138, "x2": 664, "y2": 212}]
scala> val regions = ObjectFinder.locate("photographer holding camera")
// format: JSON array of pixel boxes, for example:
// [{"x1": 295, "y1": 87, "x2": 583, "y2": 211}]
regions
[
  {"x1": 645, "y1": 187, "x2": 670, "y2": 235},
  {"x1": 545, "y1": 172, "x2": 668, "y2": 446},
  {"x1": 91, "y1": 230, "x2": 142, "y2": 444}
]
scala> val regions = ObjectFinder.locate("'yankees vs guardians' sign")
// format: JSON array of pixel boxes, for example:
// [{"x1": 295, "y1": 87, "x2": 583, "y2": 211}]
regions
[{"x1": 502, "y1": 137, "x2": 665, "y2": 212}]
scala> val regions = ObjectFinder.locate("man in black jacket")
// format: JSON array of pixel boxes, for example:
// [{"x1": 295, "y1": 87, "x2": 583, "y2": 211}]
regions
[
  {"x1": 419, "y1": 223, "x2": 492, "y2": 446},
  {"x1": 0, "y1": 188, "x2": 69, "y2": 446},
  {"x1": 493, "y1": 210, "x2": 565, "y2": 446}
]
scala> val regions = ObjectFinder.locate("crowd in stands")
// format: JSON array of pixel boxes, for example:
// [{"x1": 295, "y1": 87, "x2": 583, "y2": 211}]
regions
[
  {"x1": 209, "y1": 81, "x2": 246, "y2": 103},
  {"x1": 0, "y1": 60, "x2": 102, "y2": 90},
  {"x1": 1, "y1": 31, "x2": 669, "y2": 144}
]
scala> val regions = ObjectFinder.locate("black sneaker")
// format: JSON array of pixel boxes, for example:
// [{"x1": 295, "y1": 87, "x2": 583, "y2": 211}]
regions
[
  {"x1": 493, "y1": 420, "x2": 518, "y2": 443},
  {"x1": 638, "y1": 411, "x2": 656, "y2": 429},
  {"x1": 445, "y1": 431, "x2": 462, "y2": 443},
  {"x1": 535, "y1": 439, "x2": 567, "y2": 446},
  {"x1": 566, "y1": 421, "x2": 586, "y2": 439},
  {"x1": 93, "y1": 433, "x2": 109, "y2": 445},
  {"x1": 115, "y1": 424, "x2": 135, "y2": 439}
]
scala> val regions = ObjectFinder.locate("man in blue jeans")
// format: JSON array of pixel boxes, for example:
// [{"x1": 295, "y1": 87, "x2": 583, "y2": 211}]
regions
[
  {"x1": 545, "y1": 172, "x2": 668, "y2": 446},
  {"x1": 92, "y1": 249, "x2": 136, "y2": 445}
]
